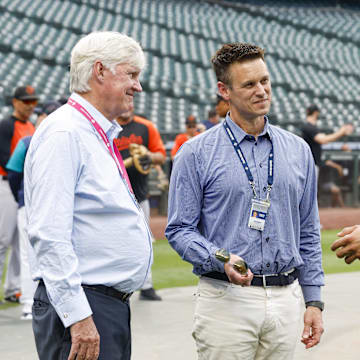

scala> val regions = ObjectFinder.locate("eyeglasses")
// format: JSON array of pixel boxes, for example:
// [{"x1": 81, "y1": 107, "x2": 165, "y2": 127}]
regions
[
  {"x1": 21, "y1": 99, "x2": 38, "y2": 106},
  {"x1": 187, "y1": 123, "x2": 197, "y2": 128}
]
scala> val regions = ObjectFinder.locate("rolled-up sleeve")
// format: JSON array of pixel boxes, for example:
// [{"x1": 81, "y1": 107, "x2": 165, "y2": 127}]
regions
[
  {"x1": 25, "y1": 130, "x2": 92, "y2": 327},
  {"x1": 298, "y1": 145, "x2": 324, "y2": 303},
  {"x1": 166, "y1": 143, "x2": 224, "y2": 274}
]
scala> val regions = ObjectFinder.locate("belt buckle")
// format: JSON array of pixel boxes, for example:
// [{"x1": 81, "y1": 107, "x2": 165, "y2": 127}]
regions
[{"x1": 262, "y1": 275, "x2": 267, "y2": 287}]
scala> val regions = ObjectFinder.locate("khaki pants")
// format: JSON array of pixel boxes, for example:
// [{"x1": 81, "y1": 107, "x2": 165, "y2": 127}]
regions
[
  {"x1": 140, "y1": 199, "x2": 153, "y2": 290},
  {"x1": 193, "y1": 277, "x2": 302, "y2": 360},
  {"x1": 0, "y1": 178, "x2": 20, "y2": 297},
  {"x1": 18, "y1": 206, "x2": 38, "y2": 314}
]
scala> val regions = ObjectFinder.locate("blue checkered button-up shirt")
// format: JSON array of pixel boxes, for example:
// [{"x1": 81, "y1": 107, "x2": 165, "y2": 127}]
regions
[{"x1": 166, "y1": 115, "x2": 324, "y2": 302}]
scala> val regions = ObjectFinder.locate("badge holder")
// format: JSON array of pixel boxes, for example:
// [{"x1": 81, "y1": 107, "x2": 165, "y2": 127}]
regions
[{"x1": 248, "y1": 198, "x2": 270, "y2": 231}]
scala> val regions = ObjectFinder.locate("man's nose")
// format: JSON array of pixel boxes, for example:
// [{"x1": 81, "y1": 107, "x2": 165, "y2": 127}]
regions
[
  {"x1": 255, "y1": 83, "x2": 267, "y2": 97},
  {"x1": 133, "y1": 79, "x2": 142, "y2": 92}
]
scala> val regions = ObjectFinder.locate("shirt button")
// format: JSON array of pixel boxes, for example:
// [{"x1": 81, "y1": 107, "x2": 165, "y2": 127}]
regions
[
  {"x1": 63, "y1": 313, "x2": 68, "y2": 319},
  {"x1": 266, "y1": 263, "x2": 270, "y2": 267},
  {"x1": 259, "y1": 163, "x2": 262, "y2": 168},
  {"x1": 263, "y1": 187, "x2": 266, "y2": 192},
  {"x1": 266, "y1": 237, "x2": 270, "y2": 242}
]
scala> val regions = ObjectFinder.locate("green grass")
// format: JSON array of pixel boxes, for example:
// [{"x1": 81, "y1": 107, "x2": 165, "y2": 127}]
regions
[
  {"x1": 152, "y1": 240, "x2": 198, "y2": 289},
  {"x1": 152, "y1": 230, "x2": 360, "y2": 289},
  {"x1": 321, "y1": 229, "x2": 360, "y2": 274},
  {"x1": 1, "y1": 230, "x2": 358, "y2": 309}
]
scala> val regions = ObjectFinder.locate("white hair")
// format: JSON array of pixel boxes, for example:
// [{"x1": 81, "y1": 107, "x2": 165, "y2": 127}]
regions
[{"x1": 69, "y1": 31, "x2": 145, "y2": 93}]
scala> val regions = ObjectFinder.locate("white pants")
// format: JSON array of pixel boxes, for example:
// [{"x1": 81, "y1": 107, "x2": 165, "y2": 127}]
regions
[
  {"x1": 140, "y1": 199, "x2": 153, "y2": 290},
  {"x1": 193, "y1": 277, "x2": 302, "y2": 360},
  {"x1": 17, "y1": 206, "x2": 38, "y2": 314},
  {"x1": 0, "y1": 179, "x2": 20, "y2": 297}
]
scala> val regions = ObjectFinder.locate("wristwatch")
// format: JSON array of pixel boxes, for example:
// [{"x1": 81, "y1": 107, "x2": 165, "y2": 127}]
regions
[{"x1": 305, "y1": 301, "x2": 324, "y2": 312}]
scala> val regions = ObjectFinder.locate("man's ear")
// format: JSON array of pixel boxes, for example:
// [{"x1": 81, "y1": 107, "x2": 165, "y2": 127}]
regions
[
  {"x1": 217, "y1": 81, "x2": 230, "y2": 101},
  {"x1": 93, "y1": 61, "x2": 105, "y2": 83}
]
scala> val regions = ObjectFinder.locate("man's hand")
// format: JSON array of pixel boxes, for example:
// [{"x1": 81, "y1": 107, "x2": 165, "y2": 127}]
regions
[
  {"x1": 224, "y1": 254, "x2": 253, "y2": 286},
  {"x1": 340, "y1": 124, "x2": 354, "y2": 136},
  {"x1": 331, "y1": 225, "x2": 360, "y2": 264},
  {"x1": 68, "y1": 316, "x2": 100, "y2": 360},
  {"x1": 301, "y1": 307, "x2": 324, "y2": 349}
]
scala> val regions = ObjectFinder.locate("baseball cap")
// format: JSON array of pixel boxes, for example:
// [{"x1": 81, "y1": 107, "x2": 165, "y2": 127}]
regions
[
  {"x1": 13, "y1": 85, "x2": 39, "y2": 101},
  {"x1": 185, "y1": 115, "x2": 197, "y2": 125},
  {"x1": 34, "y1": 100, "x2": 62, "y2": 115}
]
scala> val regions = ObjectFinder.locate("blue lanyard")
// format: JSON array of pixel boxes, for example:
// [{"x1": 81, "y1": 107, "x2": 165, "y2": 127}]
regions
[{"x1": 223, "y1": 120, "x2": 274, "y2": 201}]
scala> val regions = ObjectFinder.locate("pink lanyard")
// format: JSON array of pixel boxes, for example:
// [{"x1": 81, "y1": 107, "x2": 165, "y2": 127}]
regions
[{"x1": 67, "y1": 98, "x2": 134, "y2": 195}]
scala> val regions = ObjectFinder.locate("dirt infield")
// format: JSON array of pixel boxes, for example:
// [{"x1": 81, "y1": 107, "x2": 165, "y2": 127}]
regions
[
  {"x1": 150, "y1": 207, "x2": 360, "y2": 239},
  {"x1": 318, "y1": 207, "x2": 360, "y2": 230}
]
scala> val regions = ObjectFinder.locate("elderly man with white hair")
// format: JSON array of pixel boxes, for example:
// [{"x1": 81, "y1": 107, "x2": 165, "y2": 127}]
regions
[{"x1": 24, "y1": 31, "x2": 153, "y2": 360}]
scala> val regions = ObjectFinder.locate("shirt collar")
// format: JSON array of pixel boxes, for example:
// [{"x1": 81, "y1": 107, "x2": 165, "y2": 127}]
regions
[
  {"x1": 225, "y1": 114, "x2": 272, "y2": 142},
  {"x1": 70, "y1": 93, "x2": 122, "y2": 139}
]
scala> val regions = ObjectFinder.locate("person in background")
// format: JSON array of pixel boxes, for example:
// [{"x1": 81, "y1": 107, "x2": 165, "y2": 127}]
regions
[
  {"x1": 0, "y1": 85, "x2": 38, "y2": 303},
  {"x1": 24, "y1": 31, "x2": 153, "y2": 360},
  {"x1": 215, "y1": 93, "x2": 229, "y2": 118},
  {"x1": 166, "y1": 42, "x2": 324, "y2": 359},
  {"x1": 318, "y1": 159, "x2": 346, "y2": 208},
  {"x1": 301, "y1": 104, "x2": 353, "y2": 177},
  {"x1": 115, "y1": 109, "x2": 165, "y2": 301},
  {"x1": 6, "y1": 100, "x2": 61, "y2": 320},
  {"x1": 171, "y1": 115, "x2": 200, "y2": 159},
  {"x1": 202, "y1": 109, "x2": 220, "y2": 130}
]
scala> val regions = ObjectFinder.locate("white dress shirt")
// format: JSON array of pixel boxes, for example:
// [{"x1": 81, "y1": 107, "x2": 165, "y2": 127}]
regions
[{"x1": 24, "y1": 93, "x2": 153, "y2": 327}]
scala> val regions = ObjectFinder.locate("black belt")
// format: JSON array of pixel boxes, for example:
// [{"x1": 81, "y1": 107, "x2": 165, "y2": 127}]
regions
[
  {"x1": 39, "y1": 280, "x2": 132, "y2": 302},
  {"x1": 82, "y1": 284, "x2": 132, "y2": 302},
  {"x1": 1, "y1": 175, "x2": 8, "y2": 181},
  {"x1": 202, "y1": 268, "x2": 299, "y2": 287}
]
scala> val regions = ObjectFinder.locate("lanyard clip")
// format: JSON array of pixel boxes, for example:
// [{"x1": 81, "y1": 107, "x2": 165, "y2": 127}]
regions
[
  {"x1": 265, "y1": 185, "x2": 272, "y2": 202},
  {"x1": 250, "y1": 181, "x2": 257, "y2": 199}
]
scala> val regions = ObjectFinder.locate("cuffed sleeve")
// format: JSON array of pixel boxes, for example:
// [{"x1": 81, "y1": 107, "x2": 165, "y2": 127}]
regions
[
  {"x1": 301, "y1": 285, "x2": 321, "y2": 303},
  {"x1": 51, "y1": 285, "x2": 92, "y2": 328}
]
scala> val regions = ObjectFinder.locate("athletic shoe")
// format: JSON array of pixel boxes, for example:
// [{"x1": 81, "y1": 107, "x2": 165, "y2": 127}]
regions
[
  {"x1": 5, "y1": 292, "x2": 21, "y2": 303},
  {"x1": 21, "y1": 312, "x2": 33, "y2": 321},
  {"x1": 139, "y1": 288, "x2": 162, "y2": 301}
]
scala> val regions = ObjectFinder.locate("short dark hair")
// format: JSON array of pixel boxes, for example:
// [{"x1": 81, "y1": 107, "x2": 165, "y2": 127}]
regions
[
  {"x1": 216, "y1": 93, "x2": 226, "y2": 105},
  {"x1": 306, "y1": 104, "x2": 320, "y2": 116},
  {"x1": 211, "y1": 43, "x2": 265, "y2": 86},
  {"x1": 208, "y1": 109, "x2": 217, "y2": 118}
]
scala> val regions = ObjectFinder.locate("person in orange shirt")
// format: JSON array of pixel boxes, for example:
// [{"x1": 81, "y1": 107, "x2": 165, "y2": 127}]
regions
[
  {"x1": 0, "y1": 85, "x2": 38, "y2": 303},
  {"x1": 115, "y1": 110, "x2": 166, "y2": 301},
  {"x1": 171, "y1": 115, "x2": 200, "y2": 159}
]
